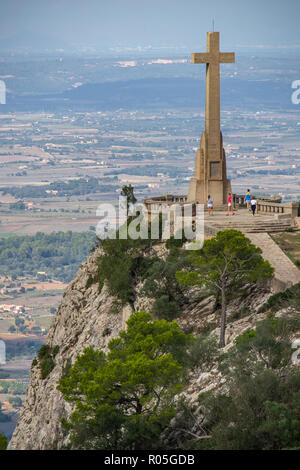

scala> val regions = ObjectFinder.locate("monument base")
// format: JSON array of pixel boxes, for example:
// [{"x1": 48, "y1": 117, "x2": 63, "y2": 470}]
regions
[{"x1": 187, "y1": 177, "x2": 232, "y2": 205}]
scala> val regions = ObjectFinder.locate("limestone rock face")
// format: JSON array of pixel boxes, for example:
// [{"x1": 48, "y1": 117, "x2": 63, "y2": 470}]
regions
[
  {"x1": 8, "y1": 244, "x2": 271, "y2": 450},
  {"x1": 8, "y1": 248, "x2": 123, "y2": 450}
]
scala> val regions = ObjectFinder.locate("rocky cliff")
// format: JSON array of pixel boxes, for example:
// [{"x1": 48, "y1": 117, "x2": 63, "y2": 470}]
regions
[{"x1": 8, "y1": 242, "x2": 273, "y2": 450}]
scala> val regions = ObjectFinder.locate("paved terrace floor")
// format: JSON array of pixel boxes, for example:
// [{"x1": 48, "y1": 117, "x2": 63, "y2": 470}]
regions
[{"x1": 204, "y1": 208, "x2": 292, "y2": 234}]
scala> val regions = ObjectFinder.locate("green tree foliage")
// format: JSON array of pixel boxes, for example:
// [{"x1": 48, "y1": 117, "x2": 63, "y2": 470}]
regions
[
  {"x1": 0, "y1": 433, "x2": 7, "y2": 450},
  {"x1": 120, "y1": 184, "x2": 137, "y2": 208},
  {"x1": 220, "y1": 316, "x2": 299, "y2": 378},
  {"x1": 96, "y1": 185, "x2": 153, "y2": 304},
  {"x1": 98, "y1": 235, "x2": 152, "y2": 305},
  {"x1": 165, "y1": 235, "x2": 187, "y2": 250},
  {"x1": 142, "y1": 250, "x2": 188, "y2": 301},
  {"x1": 97, "y1": 211, "x2": 168, "y2": 306},
  {"x1": 190, "y1": 316, "x2": 300, "y2": 450},
  {"x1": 152, "y1": 295, "x2": 180, "y2": 321},
  {"x1": 176, "y1": 230, "x2": 274, "y2": 347},
  {"x1": 258, "y1": 281, "x2": 300, "y2": 313},
  {"x1": 187, "y1": 334, "x2": 219, "y2": 372},
  {"x1": 58, "y1": 311, "x2": 192, "y2": 450},
  {"x1": 97, "y1": 216, "x2": 189, "y2": 318},
  {"x1": 37, "y1": 344, "x2": 59, "y2": 380},
  {"x1": 196, "y1": 369, "x2": 300, "y2": 450},
  {"x1": 0, "y1": 231, "x2": 95, "y2": 282},
  {"x1": 141, "y1": 247, "x2": 189, "y2": 321}
]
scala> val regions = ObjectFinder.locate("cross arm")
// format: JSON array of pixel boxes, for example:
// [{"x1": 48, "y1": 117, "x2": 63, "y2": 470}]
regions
[
  {"x1": 219, "y1": 52, "x2": 235, "y2": 63},
  {"x1": 191, "y1": 53, "x2": 211, "y2": 64},
  {"x1": 192, "y1": 52, "x2": 235, "y2": 64}
]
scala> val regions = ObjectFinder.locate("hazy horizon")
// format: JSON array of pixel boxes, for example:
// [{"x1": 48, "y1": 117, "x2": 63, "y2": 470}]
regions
[{"x1": 0, "y1": 0, "x2": 300, "y2": 54}]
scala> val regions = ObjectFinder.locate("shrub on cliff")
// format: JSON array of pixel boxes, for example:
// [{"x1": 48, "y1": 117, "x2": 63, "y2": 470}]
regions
[
  {"x1": 37, "y1": 344, "x2": 59, "y2": 380},
  {"x1": 258, "y1": 281, "x2": 300, "y2": 313},
  {"x1": 195, "y1": 368, "x2": 300, "y2": 450},
  {"x1": 187, "y1": 316, "x2": 300, "y2": 450}
]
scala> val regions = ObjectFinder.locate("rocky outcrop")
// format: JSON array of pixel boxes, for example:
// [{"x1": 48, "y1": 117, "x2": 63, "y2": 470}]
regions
[
  {"x1": 8, "y1": 248, "x2": 124, "y2": 450},
  {"x1": 8, "y1": 244, "x2": 272, "y2": 450}
]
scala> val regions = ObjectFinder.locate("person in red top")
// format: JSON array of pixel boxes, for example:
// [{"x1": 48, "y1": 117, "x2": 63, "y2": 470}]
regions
[{"x1": 226, "y1": 192, "x2": 235, "y2": 216}]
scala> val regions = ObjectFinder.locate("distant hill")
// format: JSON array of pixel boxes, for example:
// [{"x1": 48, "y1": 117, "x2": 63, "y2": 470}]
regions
[
  {"x1": 7, "y1": 77, "x2": 293, "y2": 112},
  {"x1": 66, "y1": 77, "x2": 293, "y2": 108}
]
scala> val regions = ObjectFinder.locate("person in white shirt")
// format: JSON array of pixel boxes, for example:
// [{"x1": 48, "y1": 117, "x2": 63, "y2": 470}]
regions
[
  {"x1": 251, "y1": 197, "x2": 257, "y2": 216},
  {"x1": 207, "y1": 195, "x2": 213, "y2": 215}
]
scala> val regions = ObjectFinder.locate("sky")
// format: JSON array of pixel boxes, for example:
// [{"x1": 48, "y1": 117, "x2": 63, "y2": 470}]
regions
[{"x1": 0, "y1": 0, "x2": 300, "y2": 52}]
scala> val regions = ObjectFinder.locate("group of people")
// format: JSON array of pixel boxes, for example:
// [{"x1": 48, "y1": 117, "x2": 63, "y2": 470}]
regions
[{"x1": 207, "y1": 189, "x2": 257, "y2": 216}]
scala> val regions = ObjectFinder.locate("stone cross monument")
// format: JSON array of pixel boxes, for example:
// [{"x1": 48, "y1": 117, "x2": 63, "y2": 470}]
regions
[{"x1": 187, "y1": 32, "x2": 235, "y2": 205}]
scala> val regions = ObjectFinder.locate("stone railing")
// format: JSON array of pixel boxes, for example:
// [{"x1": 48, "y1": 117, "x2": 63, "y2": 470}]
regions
[
  {"x1": 234, "y1": 194, "x2": 298, "y2": 219},
  {"x1": 143, "y1": 195, "x2": 188, "y2": 212},
  {"x1": 233, "y1": 194, "x2": 282, "y2": 207},
  {"x1": 256, "y1": 201, "x2": 299, "y2": 219},
  {"x1": 144, "y1": 194, "x2": 187, "y2": 205},
  {"x1": 144, "y1": 194, "x2": 299, "y2": 221}
]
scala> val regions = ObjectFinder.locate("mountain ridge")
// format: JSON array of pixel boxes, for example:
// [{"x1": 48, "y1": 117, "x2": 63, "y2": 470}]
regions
[{"x1": 8, "y1": 239, "x2": 276, "y2": 450}]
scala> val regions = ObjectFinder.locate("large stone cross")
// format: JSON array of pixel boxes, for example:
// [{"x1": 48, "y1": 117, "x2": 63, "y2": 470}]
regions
[
  {"x1": 187, "y1": 32, "x2": 235, "y2": 205},
  {"x1": 192, "y1": 32, "x2": 235, "y2": 140}
]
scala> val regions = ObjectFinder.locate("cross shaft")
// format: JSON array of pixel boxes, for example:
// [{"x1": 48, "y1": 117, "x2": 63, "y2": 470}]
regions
[{"x1": 192, "y1": 32, "x2": 235, "y2": 139}]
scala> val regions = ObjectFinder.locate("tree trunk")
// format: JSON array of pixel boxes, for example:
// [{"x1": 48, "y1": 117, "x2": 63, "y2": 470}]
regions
[{"x1": 220, "y1": 283, "x2": 227, "y2": 348}]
